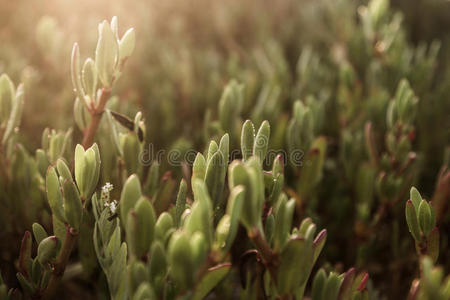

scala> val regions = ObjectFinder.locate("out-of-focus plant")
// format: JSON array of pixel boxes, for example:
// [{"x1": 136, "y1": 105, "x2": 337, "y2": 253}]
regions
[
  {"x1": 0, "y1": 0, "x2": 449, "y2": 298},
  {"x1": 310, "y1": 268, "x2": 369, "y2": 300},
  {"x1": 405, "y1": 187, "x2": 439, "y2": 263},
  {"x1": 408, "y1": 257, "x2": 450, "y2": 300}
]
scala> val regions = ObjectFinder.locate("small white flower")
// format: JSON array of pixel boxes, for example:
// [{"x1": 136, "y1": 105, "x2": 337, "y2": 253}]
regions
[
  {"x1": 104, "y1": 199, "x2": 118, "y2": 214},
  {"x1": 102, "y1": 182, "x2": 114, "y2": 193},
  {"x1": 109, "y1": 200, "x2": 118, "y2": 214}
]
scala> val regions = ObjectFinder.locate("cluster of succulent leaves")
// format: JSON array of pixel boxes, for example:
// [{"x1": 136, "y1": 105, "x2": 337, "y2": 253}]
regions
[{"x1": 0, "y1": 0, "x2": 449, "y2": 299}]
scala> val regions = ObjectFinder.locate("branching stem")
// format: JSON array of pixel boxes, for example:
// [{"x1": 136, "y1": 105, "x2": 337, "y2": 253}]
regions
[
  {"x1": 82, "y1": 88, "x2": 112, "y2": 148},
  {"x1": 248, "y1": 227, "x2": 278, "y2": 282},
  {"x1": 41, "y1": 225, "x2": 78, "y2": 300}
]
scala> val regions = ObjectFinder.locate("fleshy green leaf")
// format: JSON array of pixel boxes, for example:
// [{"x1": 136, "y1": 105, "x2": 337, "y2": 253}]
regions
[{"x1": 193, "y1": 263, "x2": 231, "y2": 300}]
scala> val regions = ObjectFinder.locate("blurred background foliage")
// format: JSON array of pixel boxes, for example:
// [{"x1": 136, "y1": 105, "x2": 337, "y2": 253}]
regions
[{"x1": 0, "y1": 0, "x2": 449, "y2": 298}]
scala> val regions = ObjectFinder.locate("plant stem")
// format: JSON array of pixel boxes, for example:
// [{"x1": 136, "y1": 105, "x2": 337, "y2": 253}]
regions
[
  {"x1": 41, "y1": 225, "x2": 78, "y2": 300},
  {"x1": 196, "y1": 252, "x2": 219, "y2": 282},
  {"x1": 248, "y1": 227, "x2": 278, "y2": 281},
  {"x1": 82, "y1": 88, "x2": 112, "y2": 148},
  {"x1": 365, "y1": 122, "x2": 379, "y2": 169}
]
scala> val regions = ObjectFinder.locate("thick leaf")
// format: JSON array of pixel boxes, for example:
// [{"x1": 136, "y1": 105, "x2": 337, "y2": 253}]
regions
[
  {"x1": 168, "y1": 232, "x2": 194, "y2": 290},
  {"x1": 311, "y1": 269, "x2": 327, "y2": 300},
  {"x1": 427, "y1": 227, "x2": 439, "y2": 263},
  {"x1": 154, "y1": 212, "x2": 174, "y2": 243},
  {"x1": 277, "y1": 237, "x2": 313, "y2": 295},
  {"x1": 149, "y1": 241, "x2": 167, "y2": 280},
  {"x1": 253, "y1": 120, "x2": 270, "y2": 163},
  {"x1": 406, "y1": 200, "x2": 422, "y2": 241},
  {"x1": 95, "y1": 20, "x2": 119, "y2": 87},
  {"x1": 119, "y1": 28, "x2": 135, "y2": 62},
  {"x1": 62, "y1": 179, "x2": 83, "y2": 230},
  {"x1": 193, "y1": 263, "x2": 231, "y2": 300},
  {"x1": 37, "y1": 236, "x2": 59, "y2": 267},
  {"x1": 82, "y1": 57, "x2": 97, "y2": 98},
  {"x1": 192, "y1": 153, "x2": 207, "y2": 184},
  {"x1": 32, "y1": 223, "x2": 48, "y2": 245},
  {"x1": 126, "y1": 197, "x2": 156, "y2": 258},
  {"x1": 223, "y1": 185, "x2": 245, "y2": 252},
  {"x1": 323, "y1": 272, "x2": 342, "y2": 300},
  {"x1": 241, "y1": 120, "x2": 255, "y2": 161},
  {"x1": 56, "y1": 158, "x2": 72, "y2": 181},
  {"x1": 46, "y1": 166, "x2": 65, "y2": 222},
  {"x1": 175, "y1": 179, "x2": 188, "y2": 228},
  {"x1": 409, "y1": 187, "x2": 422, "y2": 214},
  {"x1": 205, "y1": 150, "x2": 225, "y2": 209},
  {"x1": 0, "y1": 73, "x2": 14, "y2": 123},
  {"x1": 18, "y1": 231, "x2": 32, "y2": 277},
  {"x1": 120, "y1": 174, "x2": 142, "y2": 225},
  {"x1": 2, "y1": 84, "x2": 24, "y2": 144},
  {"x1": 418, "y1": 200, "x2": 433, "y2": 237}
]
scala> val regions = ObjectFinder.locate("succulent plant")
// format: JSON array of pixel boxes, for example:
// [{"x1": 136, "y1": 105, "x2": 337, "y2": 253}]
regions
[{"x1": 0, "y1": 0, "x2": 449, "y2": 299}]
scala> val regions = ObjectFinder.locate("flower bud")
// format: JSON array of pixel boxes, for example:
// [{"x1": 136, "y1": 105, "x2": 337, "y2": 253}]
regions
[
  {"x1": 95, "y1": 20, "x2": 119, "y2": 87},
  {"x1": 74, "y1": 143, "x2": 101, "y2": 200}
]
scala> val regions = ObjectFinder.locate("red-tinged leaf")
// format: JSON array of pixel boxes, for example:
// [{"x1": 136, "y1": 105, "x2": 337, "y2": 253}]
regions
[
  {"x1": 357, "y1": 272, "x2": 369, "y2": 291},
  {"x1": 338, "y1": 268, "x2": 355, "y2": 300},
  {"x1": 313, "y1": 229, "x2": 327, "y2": 263},
  {"x1": 407, "y1": 279, "x2": 420, "y2": 300},
  {"x1": 427, "y1": 227, "x2": 439, "y2": 263},
  {"x1": 406, "y1": 200, "x2": 422, "y2": 242},
  {"x1": 18, "y1": 231, "x2": 32, "y2": 277}
]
